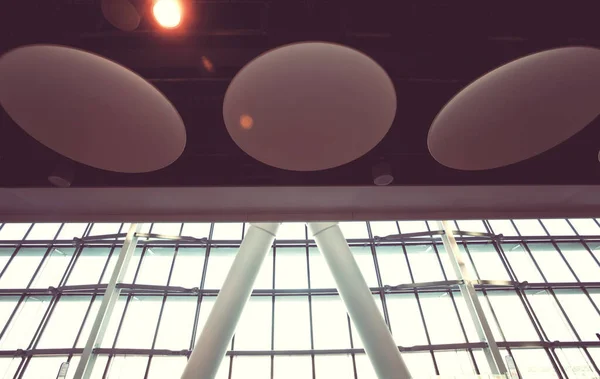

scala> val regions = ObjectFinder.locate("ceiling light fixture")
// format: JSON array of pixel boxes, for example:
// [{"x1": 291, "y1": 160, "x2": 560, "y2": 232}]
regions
[
  {"x1": 223, "y1": 42, "x2": 397, "y2": 172},
  {"x1": 0, "y1": 45, "x2": 186, "y2": 173},
  {"x1": 101, "y1": 0, "x2": 141, "y2": 32},
  {"x1": 48, "y1": 160, "x2": 75, "y2": 188},
  {"x1": 153, "y1": 0, "x2": 183, "y2": 29},
  {"x1": 372, "y1": 161, "x2": 394, "y2": 186},
  {"x1": 428, "y1": 47, "x2": 600, "y2": 170}
]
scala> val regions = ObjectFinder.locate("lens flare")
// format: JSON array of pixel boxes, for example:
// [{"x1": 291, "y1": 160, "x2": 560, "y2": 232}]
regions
[{"x1": 240, "y1": 115, "x2": 254, "y2": 130}]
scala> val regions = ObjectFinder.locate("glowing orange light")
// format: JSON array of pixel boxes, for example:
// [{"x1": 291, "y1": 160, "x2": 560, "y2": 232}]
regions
[
  {"x1": 240, "y1": 115, "x2": 254, "y2": 130},
  {"x1": 153, "y1": 0, "x2": 182, "y2": 29}
]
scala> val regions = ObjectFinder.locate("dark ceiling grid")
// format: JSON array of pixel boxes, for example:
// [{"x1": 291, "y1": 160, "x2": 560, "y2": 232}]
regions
[{"x1": 0, "y1": 1, "x2": 599, "y2": 187}]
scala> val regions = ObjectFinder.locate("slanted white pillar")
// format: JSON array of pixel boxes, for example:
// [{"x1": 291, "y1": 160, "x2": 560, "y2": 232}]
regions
[
  {"x1": 181, "y1": 223, "x2": 280, "y2": 379},
  {"x1": 308, "y1": 222, "x2": 412, "y2": 379}
]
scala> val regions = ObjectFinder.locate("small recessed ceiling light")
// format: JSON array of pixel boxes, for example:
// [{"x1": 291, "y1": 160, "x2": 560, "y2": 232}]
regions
[{"x1": 372, "y1": 161, "x2": 394, "y2": 186}]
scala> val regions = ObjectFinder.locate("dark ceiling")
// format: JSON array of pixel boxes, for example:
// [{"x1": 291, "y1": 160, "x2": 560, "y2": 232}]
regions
[{"x1": 1, "y1": 0, "x2": 599, "y2": 187}]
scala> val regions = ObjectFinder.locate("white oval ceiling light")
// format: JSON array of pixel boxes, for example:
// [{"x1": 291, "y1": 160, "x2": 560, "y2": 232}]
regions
[
  {"x1": 223, "y1": 42, "x2": 397, "y2": 171},
  {"x1": 0, "y1": 45, "x2": 186, "y2": 173},
  {"x1": 428, "y1": 47, "x2": 600, "y2": 170},
  {"x1": 101, "y1": 0, "x2": 141, "y2": 32}
]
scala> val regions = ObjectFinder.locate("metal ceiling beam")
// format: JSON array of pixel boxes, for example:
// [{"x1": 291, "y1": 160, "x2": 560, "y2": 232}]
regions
[
  {"x1": 437, "y1": 220, "x2": 508, "y2": 375},
  {"x1": 73, "y1": 223, "x2": 142, "y2": 379}
]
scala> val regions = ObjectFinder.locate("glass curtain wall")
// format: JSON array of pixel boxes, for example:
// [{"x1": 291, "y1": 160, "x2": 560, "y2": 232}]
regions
[{"x1": 0, "y1": 219, "x2": 598, "y2": 378}]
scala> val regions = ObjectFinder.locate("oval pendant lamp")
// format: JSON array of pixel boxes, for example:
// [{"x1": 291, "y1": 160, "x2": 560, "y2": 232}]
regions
[
  {"x1": 223, "y1": 42, "x2": 397, "y2": 171},
  {"x1": 101, "y1": 0, "x2": 141, "y2": 32},
  {"x1": 428, "y1": 47, "x2": 600, "y2": 170},
  {"x1": 0, "y1": 45, "x2": 186, "y2": 173}
]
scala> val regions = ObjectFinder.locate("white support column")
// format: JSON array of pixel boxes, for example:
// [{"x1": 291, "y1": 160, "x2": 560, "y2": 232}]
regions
[
  {"x1": 74, "y1": 223, "x2": 142, "y2": 379},
  {"x1": 437, "y1": 221, "x2": 507, "y2": 375},
  {"x1": 308, "y1": 222, "x2": 412, "y2": 379},
  {"x1": 181, "y1": 223, "x2": 280, "y2": 379}
]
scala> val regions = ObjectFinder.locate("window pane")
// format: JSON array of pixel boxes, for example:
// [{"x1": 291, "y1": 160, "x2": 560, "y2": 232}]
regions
[
  {"x1": 88, "y1": 356, "x2": 109, "y2": 379},
  {"x1": 274, "y1": 296, "x2": 310, "y2": 350},
  {"x1": 452, "y1": 292, "x2": 481, "y2": 342},
  {"x1": 355, "y1": 354, "x2": 378, "y2": 379},
  {"x1": 309, "y1": 248, "x2": 336, "y2": 289},
  {"x1": 488, "y1": 220, "x2": 518, "y2": 236},
  {"x1": 556, "y1": 243, "x2": 600, "y2": 282},
  {"x1": 115, "y1": 296, "x2": 162, "y2": 348},
  {"x1": 99, "y1": 251, "x2": 119, "y2": 284},
  {"x1": 406, "y1": 245, "x2": 444, "y2": 282},
  {"x1": 420, "y1": 292, "x2": 465, "y2": 344},
  {"x1": 528, "y1": 243, "x2": 577, "y2": 282},
  {"x1": 31, "y1": 247, "x2": 75, "y2": 288},
  {"x1": 57, "y1": 223, "x2": 88, "y2": 240},
  {"x1": 148, "y1": 356, "x2": 187, "y2": 379},
  {"x1": 22, "y1": 356, "x2": 69, "y2": 379},
  {"x1": 464, "y1": 243, "x2": 510, "y2": 280},
  {"x1": 203, "y1": 248, "x2": 236, "y2": 289},
  {"x1": 231, "y1": 356, "x2": 270, "y2": 379},
  {"x1": 0, "y1": 296, "x2": 51, "y2": 349},
  {"x1": 273, "y1": 356, "x2": 312, "y2": 379},
  {"x1": 0, "y1": 248, "x2": 15, "y2": 275},
  {"x1": 26, "y1": 223, "x2": 61, "y2": 240},
  {"x1": 315, "y1": 355, "x2": 354, "y2": 378},
  {"x1": 75, "y1": 296, "x2": 103, "y2": 348},
  {"x1": 569, "y1": 218, "x2": 600, "y2": 236},
  {"x1": 275, "y1": 247, "x2": 307, "y2": 289},
  {"x1": 0, "y1": 223, "x2": 31, "y2": 240},
  {"x1": 501, "y1": 243, "x2": 544, "y2": 282},
  {"x1": 180, "y1": 223, "x2": 211, "y2": 239},
  {"x1": 376, "y1": 246, "x2": 412, "y2": 286},
  {"x1": 169, "y1": 248, "x2": 206, "y2": 288},
  {"x1": 513, "y1": 219, "x2": 547, "y2": 236},
  {"x1": 351, "y1": 246, "x2": 378, "y2": 287},
  {"x1": 212, "y1": 223, "x2": 243, "y2": 240},
  {"x1": 67, "y1": 247, "x2": 112, "y2": 286},
  {"x1": 234, "y1": 297, "x2": 272, "y2": 350},
  {"x1": 339, "y1": 222, "x2": 369, "y2": 238},
  {"x1": 556, "y1": 348, "x2": 597, "y2": 378},
  {"x1": 89, "y1": 223, "x2": 122, "y2": 237},
  {"x1": 192, "y1": 297, "x2": 217, "y2": 342},
  {"x1": 369, "y1": 221, "x2": 398, "y2": 237},
  {"x1": 100, "y1": 297, "x2": 127, "y2": 348},
  {"x1": 0, "y1": 248, "x2": 46, "y2": 288},
  {"x1": 555, "y1": 289, "x2": 600, "y2": 341},
  {"x1": 386, "y1": 293, "x2": 428, "y2": 347},
  {"x1": 526, "y1": 290, "x2": 576, "y2": 341},
  {"x1": 0, "y1": 357, "x2": 20, "y2": 379},
  {"x1": 253, "y1": 250, "x2": 273, "y2": 290},
  {"x1": 484, "y1": 292, "x2": 539, "y2": 341},
  {"x1": 436, "y1": 244, "x2": 458, "y2": 280},
  {"x1": 37, "y1": 296, "x2": 92, "y2": 348},
  {"x1": 154, "y1": 297, "x2": 196, "y2": 350},
  {"x1": 135, "y1": 247, "x2": 175, "y2": 286},
  {"x1": 275, "y1": 223, "x2": 305, "y2": 240},
  {"x1": 122, "y1": 247, "x2": 144, "y2": 284},
  {"x1": 311, "y1": 295, "x2": 351, "y2": 349},
  {"x1": 541, "y1": 219, "x2": 576, "y2": 236},
  {"x1": 456, "y1": 220, "x2": 487, "y2": 233},
  {"x1": 397, "y1": 220, "x2": 429, "y2": 234},
  {"x1": 105, "y1": 355, "x2": 148, "y2": 378},
  {"x1": 0, "y1": 297, "x2": 19, "y2": 333},
  {"x1": 435, "y1": 350, "x2": 477, "y2": 375},
  {"x1": 511, "y1": 349, "x2": 557, "y2": 378},
  {"x1": 150, "y1": 222, "x2": 181, "y2": 236}
]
